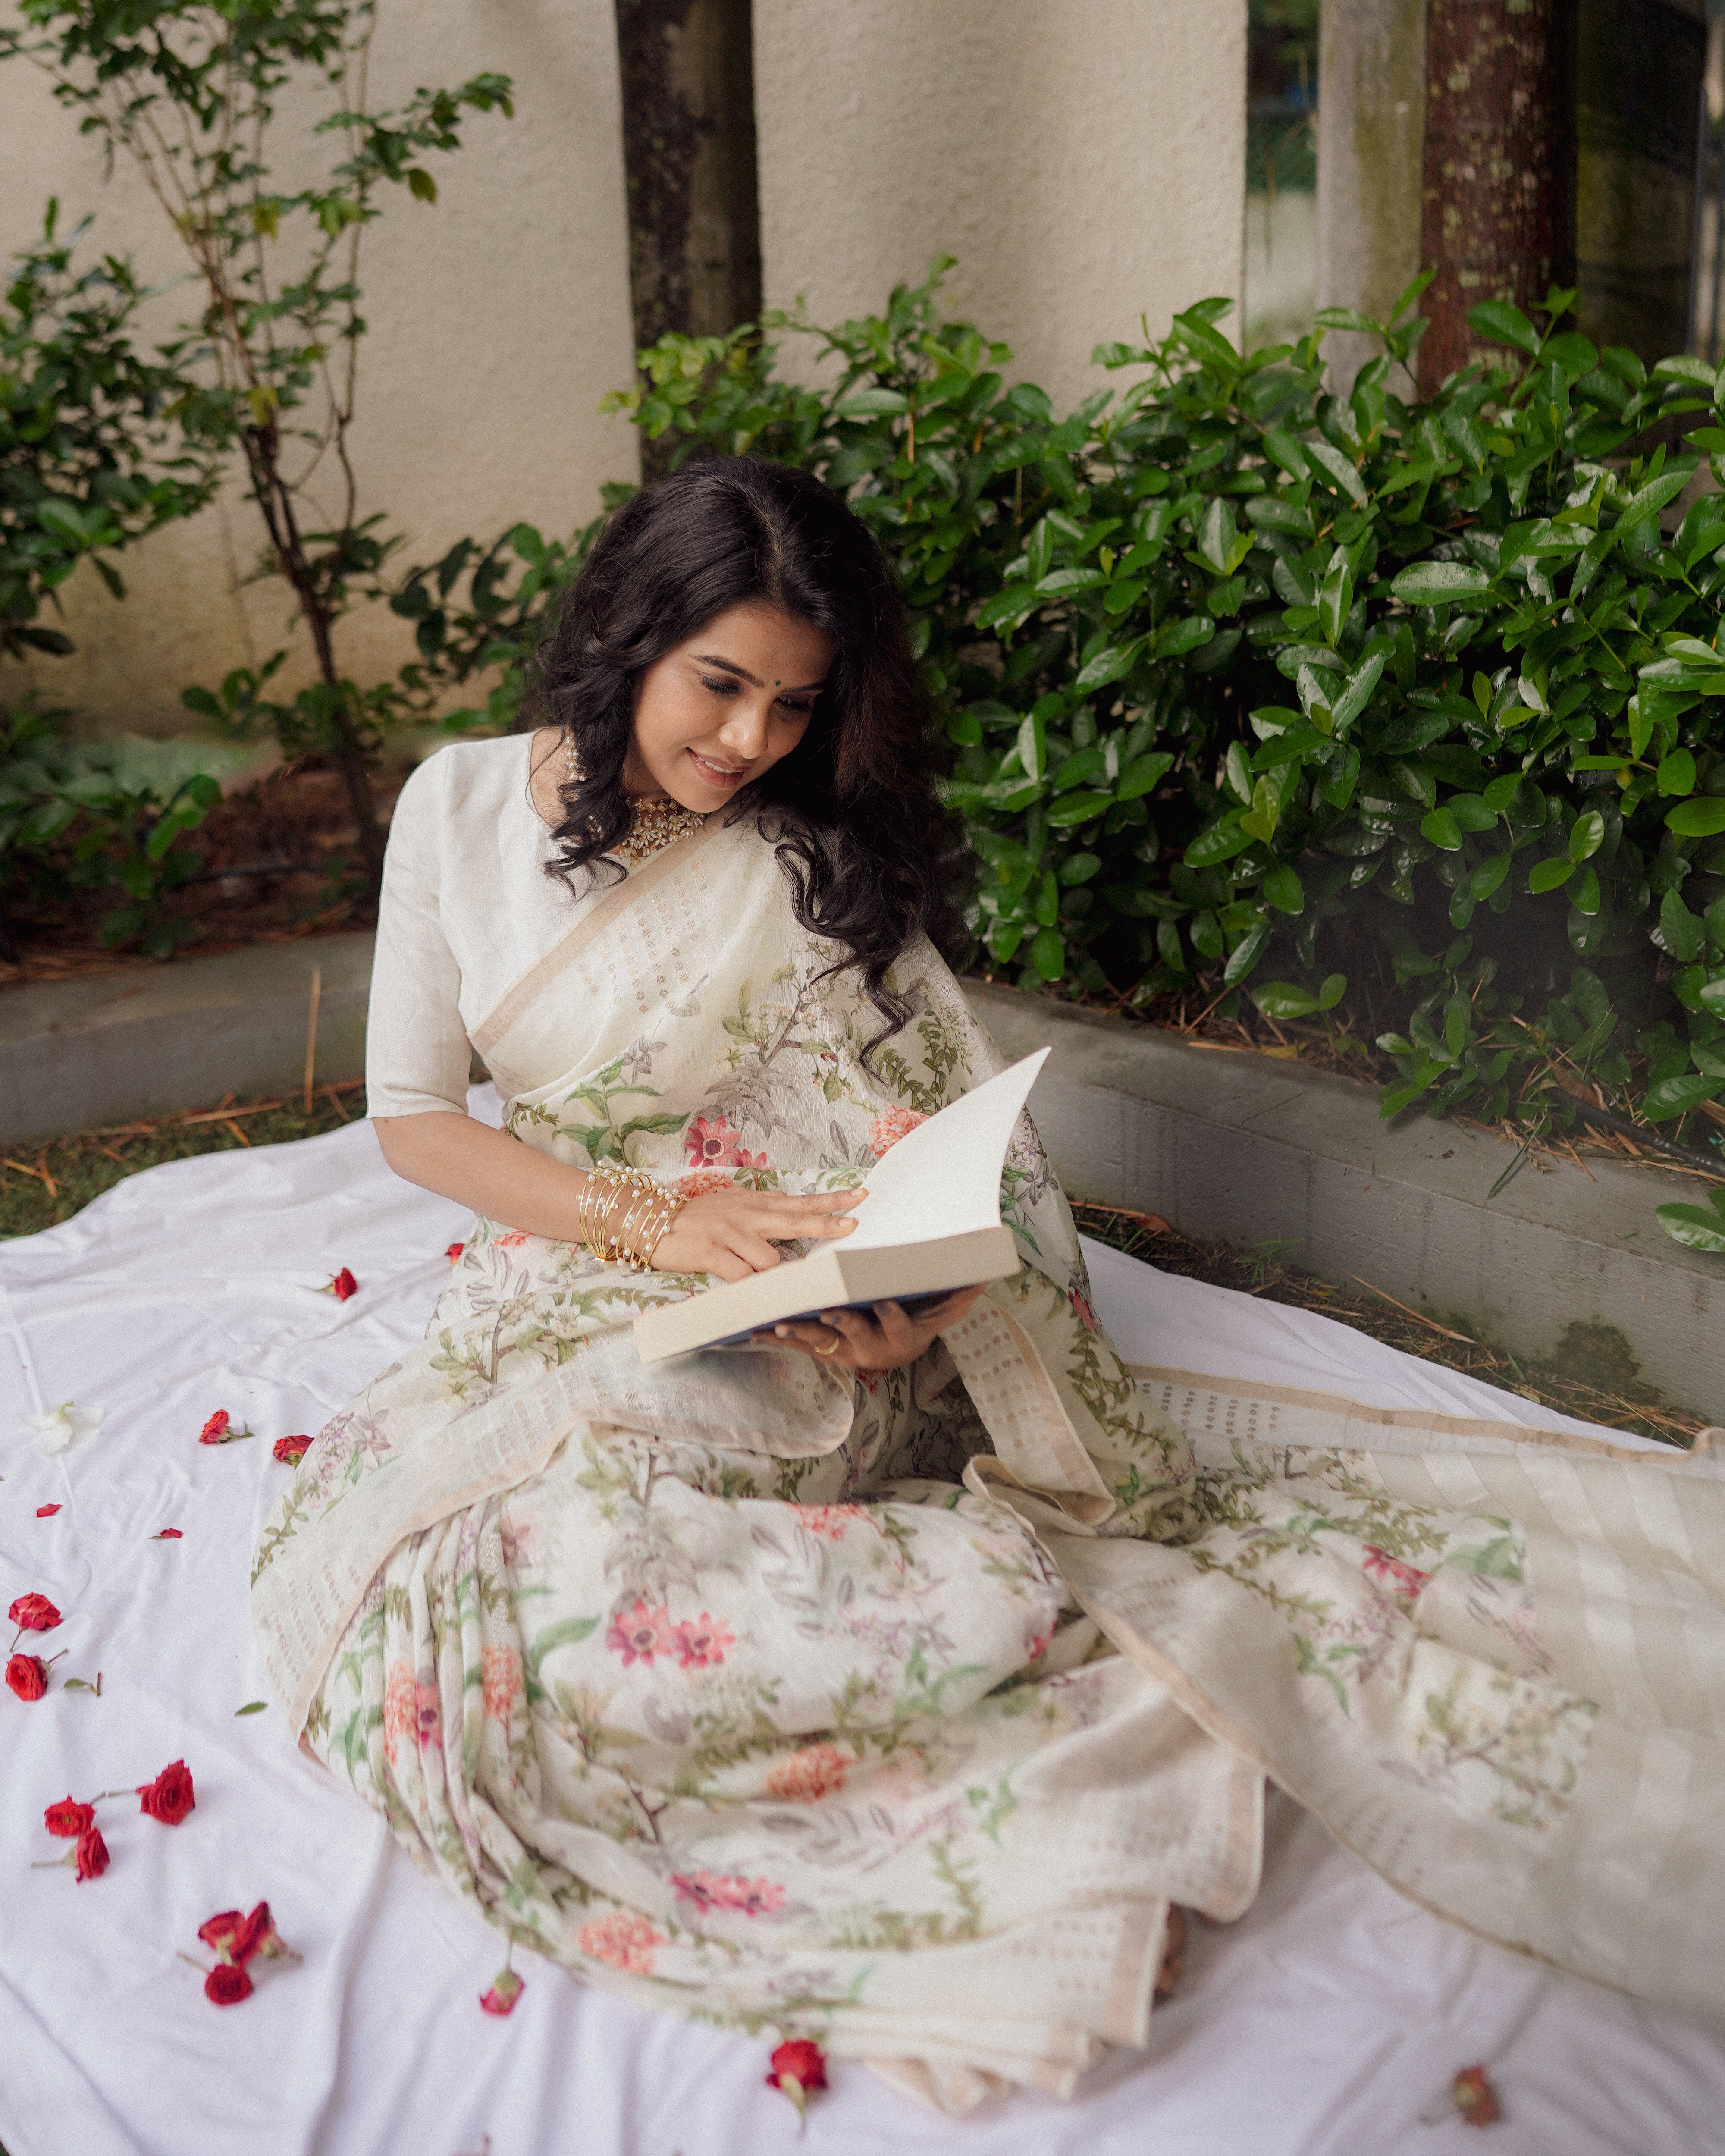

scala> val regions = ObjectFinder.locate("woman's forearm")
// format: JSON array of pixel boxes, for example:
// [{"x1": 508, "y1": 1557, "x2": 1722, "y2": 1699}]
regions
[{"x1": 373, "y1": 1111, "x2": 593, "y2": 1241}]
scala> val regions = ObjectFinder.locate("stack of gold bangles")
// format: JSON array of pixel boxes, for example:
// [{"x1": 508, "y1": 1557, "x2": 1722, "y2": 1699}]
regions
[{"x1": 579, "y1": 1159, "x2": 687, "y2": 1271}]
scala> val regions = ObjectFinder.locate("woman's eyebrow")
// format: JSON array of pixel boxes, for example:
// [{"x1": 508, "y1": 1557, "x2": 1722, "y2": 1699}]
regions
[{"x1": 692, "y1": 652, "x2": 827, "y2": 692}]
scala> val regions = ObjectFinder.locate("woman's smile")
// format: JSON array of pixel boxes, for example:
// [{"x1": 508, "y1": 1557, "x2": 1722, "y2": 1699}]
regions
[{"x1": 686, "y1": 745, "x2": 752, "y2": 788}]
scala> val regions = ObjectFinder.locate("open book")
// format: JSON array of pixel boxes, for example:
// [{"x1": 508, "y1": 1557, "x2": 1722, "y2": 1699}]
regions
[{"x1": 633, "y1": 1049, "x2": 1049, "y2": 1364}]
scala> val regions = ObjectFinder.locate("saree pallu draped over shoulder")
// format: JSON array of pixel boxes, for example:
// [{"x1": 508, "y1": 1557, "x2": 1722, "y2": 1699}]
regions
[{"x1": 254, "y1": 810, "x2": 1725, "y2": 2110}]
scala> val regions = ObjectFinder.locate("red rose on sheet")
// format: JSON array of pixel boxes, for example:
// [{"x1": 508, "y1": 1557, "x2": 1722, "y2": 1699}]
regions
[
  {"x1": 445, "y1": 1243, "x2": 465, "y2": 1262},
  {"x1": 272, "y1": 1435, "x2": 311, "y2": 1465},
  {"x1": 766, "y1": 2038, "x2": 828, "y2": 2118},
  {"x1": 44, "y1": 1796, "x2": 94, "y2": 1837},
  {"x1": 205, "y1": 1964, "x2": 253, "y2": 2005},
  {"x1": 198, "y1": 1411, "x2": 254, "y2": 1445},
  {"x1": 8, "y1": 1592, "x2": 61, "y2": 1632},
  {"x1": 137, "y1": 1759, "x2": 195, "y2": 1824},
  {"x1": 35, "y1": 1504, "x2": 61, "y2": 1518},
  {"x1": 323, "y1": 1268, "x2": 358, "y2": 1301},
  {"x1": 6, "y1": 1654, "x2": 48, "y2": 1701},
  {"x1": 154, "y1": 1528, "x2": 183, "y2": 1540},
  {"x1": 200, "y1": 1901, "x2": 273, "y2": 1964},
  {"x1": 1452, "y1": 2062, "x2": 1501, "y2": 2128},
  {"x1": 479, "y1": 1965, "x2": 524, "y2": 2016},
  {"x1": 74, "y1": 1825, "x2": 109, "y2": 1881}
]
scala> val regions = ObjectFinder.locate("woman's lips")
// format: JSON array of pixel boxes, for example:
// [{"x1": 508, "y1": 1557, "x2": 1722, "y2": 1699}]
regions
[{"x1": 687, "y1": 748, "x2": 750, "y2": 788}]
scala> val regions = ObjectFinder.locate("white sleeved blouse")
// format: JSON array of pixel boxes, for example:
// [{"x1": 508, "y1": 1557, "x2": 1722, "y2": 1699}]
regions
[{"x1": 364, "y1": 735, "x2": 583, "y2": 1119}]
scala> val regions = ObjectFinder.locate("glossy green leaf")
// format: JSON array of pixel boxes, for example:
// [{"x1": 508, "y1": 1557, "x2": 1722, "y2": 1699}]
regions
[
  {"x1": 1466, "y1": 299, "x2": 1541, "y2": 356},
  {"x1": 1304, "y1": 439, "x2": 1367, "y2": 503},
  {"x1": 1528, "y1": 855, "x2": 1576, "y2": 894},
  {"x1": 1029, "y1": 926, "x2": 1066, "y2": 978},
  {"x1": 1643, "y1": 1073, "x2": 1725, "y2": 1123},
  {"x1": 1656, "y1": 1202, "x2": 1725, "y2": 1252},
  {"x1": 1658, "y1": 748, "x2": 1697, "y2": 796},
  {"x1": 1157, "y1": 614, "x2": 1215, "y2": 658},
  {"x1": 1261, "y1": 863, "x2": 1305, "y2": 914},
  {"x1": 1115, "y1": 751, "x2": 1174, "y2": 802},
  {"x1": 1420, "y1": 807, "x2": 1463, "y2": 851},
  {"x1": 1044, "y1": 790, "x2": 1113, "y2": 827},
  {"x1": 1568, "y1": 810, "x2": 1606, "y2": 862},
  {"x1": 1252, "y1": 979, "x2": 1320, "y2": 1017},
  {"x1": 1666, "y1": 798, "x2": 1725, "y2": 837},
  {"x1": 1390, "y1": 561, "x2": 1492, "y2": 605}
]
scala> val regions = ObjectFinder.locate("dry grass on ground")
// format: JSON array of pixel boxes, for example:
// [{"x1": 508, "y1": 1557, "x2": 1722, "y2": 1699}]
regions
[
  {"x1": 1069, "y1": 1199, "x2": 1702, "y2": 1451},
  {"x1": 0, "y1": 1083, "x2": 365, "y2": 1238}
]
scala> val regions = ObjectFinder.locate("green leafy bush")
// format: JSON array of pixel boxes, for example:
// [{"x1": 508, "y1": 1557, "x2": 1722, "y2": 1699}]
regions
[
  {"x1": 595, "y1": 264, "x2": 1725, "y2": 1174},
  {"x1": 2, "y1": 206, "x2": 217, "y2": 662},
  {"x1": 0, "y1": 712, "x2": 250, "y2": 958}
]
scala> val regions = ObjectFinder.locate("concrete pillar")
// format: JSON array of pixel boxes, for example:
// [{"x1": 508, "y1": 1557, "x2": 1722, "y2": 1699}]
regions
[{"x1": 1315, "y1": 0, "x2": 1428, "y2": 396}]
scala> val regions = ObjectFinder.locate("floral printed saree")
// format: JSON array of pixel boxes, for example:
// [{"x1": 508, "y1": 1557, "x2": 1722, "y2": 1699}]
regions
[{"x1": 253, "y1": 810, "x2": 1725, "y2": 2112}]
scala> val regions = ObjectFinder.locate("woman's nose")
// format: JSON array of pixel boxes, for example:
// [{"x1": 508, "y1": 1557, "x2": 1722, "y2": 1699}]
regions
[{"x1": 718, "y1": 696, "x2": 771, "y2": 759}]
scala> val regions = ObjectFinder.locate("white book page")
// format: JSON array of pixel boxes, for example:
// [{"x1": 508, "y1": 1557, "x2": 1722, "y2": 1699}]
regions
[{"x1": 839, "y1": 1048, "x2": 1049, "y2": 1253}]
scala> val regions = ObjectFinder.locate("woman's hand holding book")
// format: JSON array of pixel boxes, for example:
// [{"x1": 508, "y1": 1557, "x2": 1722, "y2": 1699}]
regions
[
  {"x1": 649, "y1": 1186, "x2": 863, "y2": 1282},
  {"x1": 756, "y1": 1289, "x2": 986, "y2": 1371}
]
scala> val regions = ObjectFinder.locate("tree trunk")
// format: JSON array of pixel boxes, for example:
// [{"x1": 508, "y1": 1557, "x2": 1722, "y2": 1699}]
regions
[
  {"x1": 613, "y1": 0, "x2": 762, "y2": 473},
  {"x1": 1418, "y1": 0, "x2": 1578, "y2": 390}
]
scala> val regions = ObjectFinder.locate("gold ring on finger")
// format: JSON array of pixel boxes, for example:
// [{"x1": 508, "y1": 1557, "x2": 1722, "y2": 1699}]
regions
[{"x1": 813, "y1": 1331, "x2": 842, "y2": 1356}]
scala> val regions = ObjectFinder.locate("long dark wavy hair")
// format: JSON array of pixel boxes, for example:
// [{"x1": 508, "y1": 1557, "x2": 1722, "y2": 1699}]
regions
[{"x1": 518, "y1": 455, "x2": 973, "y2": 1045}]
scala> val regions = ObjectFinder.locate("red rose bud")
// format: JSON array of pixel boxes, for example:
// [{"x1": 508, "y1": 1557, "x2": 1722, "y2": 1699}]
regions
[
  {"x1": 766, "y1": 2039, "x2": 828, "y2": 2119},
  {"x1": 205, "y1": 1963, "x2": 253, "y2": 2006},
  {"x1": 8, "y1": 1592, "x2": 61, "y2": 1632},
  {"x1": 323, "y1": 1267, "x2": 359, "y2": 1301},
  {"x1": 6, "y1": 1654, "x2": 48, "y2": 1701},
  {"x1": 198, "y1": 1907, "x2": 245, "y2": 1954},
  {"x1": 1452, "y1": 2064, "x2": 1501, "y2": 2129},
  {"x1": 137, "y1": 1759, "x2": 195, "y2": 1825},
  {"x1": 153, "y1": 1528, "x2": 183, "y2": 1540},
  {"x1": 74, "y1": 1824, "x2": 109, "y2": 1881},
  {"x1": 479, "y1": 1966, "x2": 524, "y2": 2016},
  {"x1": 445, "y1": 1243, "x2": 465, "y2": 1263},
  {"x1": 198, "y1": 1411, "x2": 253, "y2": 1445},
  {"x1": 272, "y1": 1435, "x2": 311, "y2": 1466},
  {"x1": 199, "y1": 1900, "x2": 271, "y2": 1962},
  {"x1": 44, "y1": 1797, "x2": 94, "y2": 1838},
  {"x1": 35, "y1": 1504, "x2": 61, "y2": 1518}
]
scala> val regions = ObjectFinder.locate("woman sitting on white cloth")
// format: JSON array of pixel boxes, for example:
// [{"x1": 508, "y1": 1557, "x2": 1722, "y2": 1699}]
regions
[{"x1": 253, "y1": 455, "x2": 1725, "y2": 2115}]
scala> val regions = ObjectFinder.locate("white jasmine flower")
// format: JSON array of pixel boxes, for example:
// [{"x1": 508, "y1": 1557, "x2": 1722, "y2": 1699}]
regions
[{"x1": 26, "y1": 1400, "x2": 103, "y2": 1457}]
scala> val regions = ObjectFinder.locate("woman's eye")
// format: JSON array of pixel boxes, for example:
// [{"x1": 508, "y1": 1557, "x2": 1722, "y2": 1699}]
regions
[
  {"x1": 700, "y1": 676, "x2": 737, "y2": 696},
  {"x1": 779, "y1": 699, "x2": 815, "y2": 719}
]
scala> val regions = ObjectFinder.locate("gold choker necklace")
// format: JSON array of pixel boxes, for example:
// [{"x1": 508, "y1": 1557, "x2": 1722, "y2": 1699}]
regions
[{"x1": 562, "y1": 731, "x2": 706, "y2": 866}]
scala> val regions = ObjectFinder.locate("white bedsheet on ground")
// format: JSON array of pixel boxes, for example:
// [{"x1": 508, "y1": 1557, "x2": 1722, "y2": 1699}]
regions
[{"x1": 0, "y1": 1093, "x2": 1719, "y2": 2156}]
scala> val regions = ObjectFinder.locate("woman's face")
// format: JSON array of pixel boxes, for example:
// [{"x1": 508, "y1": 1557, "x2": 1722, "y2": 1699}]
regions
[{"x1": 627, "y1": 601, "x2": 834, "y2": 810}]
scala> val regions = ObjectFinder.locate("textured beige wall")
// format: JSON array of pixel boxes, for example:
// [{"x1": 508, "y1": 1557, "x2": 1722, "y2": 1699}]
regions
[
  {"x1": 4, "y1": 0, "x2": 1248, "y2": 736},
  {"x1": 753, "y1": 0, "x2": 1248, "y2": 413},
  {"x1": 0, "y1": 0, "x2": 639, "y2": 734}
]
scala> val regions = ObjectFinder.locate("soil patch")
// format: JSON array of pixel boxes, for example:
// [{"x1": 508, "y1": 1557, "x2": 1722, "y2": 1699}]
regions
[{"x1": 0, "y1": 766, "x2": 392, "y2": 992}]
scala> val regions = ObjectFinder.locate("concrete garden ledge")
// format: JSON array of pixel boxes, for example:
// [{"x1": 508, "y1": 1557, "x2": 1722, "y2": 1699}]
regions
[
  {"x1": 970, "y1": 982, "x2": 1724, "y2": 1426},
  {"x1": 0, "y1": 932, "x2": 371, "y2": 1145},
  {"x1": 0, "y1": 935, "x2": 1716, "y2": 1422}
]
